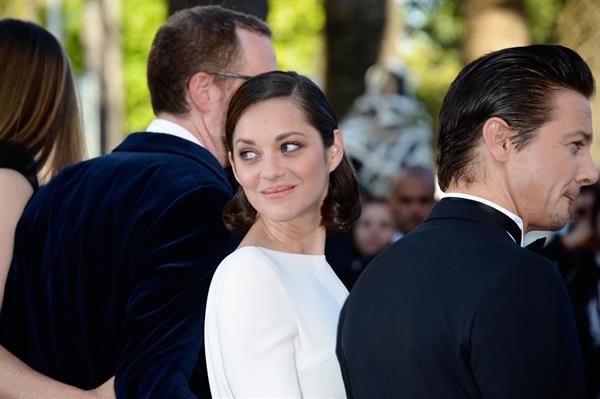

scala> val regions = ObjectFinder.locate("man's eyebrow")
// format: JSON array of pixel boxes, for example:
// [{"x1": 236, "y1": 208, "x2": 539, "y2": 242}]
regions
[
  {"x1": 571, "y1": 130, "x2": 593, "y2": 143},
  {"x1": 582, "y1": 131, "x2": 593, "y2": 143}
]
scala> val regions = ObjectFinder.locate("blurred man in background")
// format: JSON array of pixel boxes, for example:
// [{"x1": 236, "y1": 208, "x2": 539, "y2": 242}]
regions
[{"x1": 388, "y1": 165, "x2": 435, "y2": 240}]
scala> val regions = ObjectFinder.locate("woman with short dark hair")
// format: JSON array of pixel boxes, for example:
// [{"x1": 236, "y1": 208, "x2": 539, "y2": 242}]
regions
[{"x1": 205, "y1": 71, "x2": 359, "y2": 397}]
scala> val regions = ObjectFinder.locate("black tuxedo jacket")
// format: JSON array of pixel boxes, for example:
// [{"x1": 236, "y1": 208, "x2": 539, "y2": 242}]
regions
[
  {"x1": 0, "y1": 133, "x2": 238, "y2": 398},
  {"x1": 337, "y1": 198, "x2": 586, "y2": 399}
]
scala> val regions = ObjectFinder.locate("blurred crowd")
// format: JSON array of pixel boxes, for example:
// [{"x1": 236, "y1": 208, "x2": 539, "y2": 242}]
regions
[
  {"x1": 326, "y1": 165, "x2": 436, "y2": 290},
  {"x1": 541, "y1": 183, "x2": 600, "y2": 396}
]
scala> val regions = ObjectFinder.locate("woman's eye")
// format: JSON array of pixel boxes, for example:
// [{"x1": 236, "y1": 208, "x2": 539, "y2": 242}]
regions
[
  {"x1": 281, "y1": 142, "x2": 301, "y2": 153},
  {"x1": 239, "y1": 150, "x2": 257, "y2": 160}
]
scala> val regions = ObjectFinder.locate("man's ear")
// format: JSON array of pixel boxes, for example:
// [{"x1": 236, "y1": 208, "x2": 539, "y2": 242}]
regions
[
  {"x1": 188, "y1": 72, "x2": 214, "y2": 113},
  {"x1": 481, "y1": 117, "x2": 514, "y2": 163},
  {"x1": 327, "y1": 129, "x2": 345, "y2": 172}
]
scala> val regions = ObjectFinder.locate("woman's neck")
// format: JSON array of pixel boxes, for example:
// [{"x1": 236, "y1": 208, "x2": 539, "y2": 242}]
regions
[{"x1": 240, "y1": 215, "x2": 326, "y2": 255}]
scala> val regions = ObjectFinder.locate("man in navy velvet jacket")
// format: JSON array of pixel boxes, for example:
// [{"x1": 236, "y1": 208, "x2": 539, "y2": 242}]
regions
[
  {"x1": 337, "y1": 45, "x2": 598, "y2": 398},
  {"x1": 0, "y1": 6, "x2": 276, "y2": 398}
]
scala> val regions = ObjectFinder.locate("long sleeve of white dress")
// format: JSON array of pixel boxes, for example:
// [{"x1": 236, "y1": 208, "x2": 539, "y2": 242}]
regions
[{"x1": 205, "y1": 246, "x2": 348, "y2": 399}]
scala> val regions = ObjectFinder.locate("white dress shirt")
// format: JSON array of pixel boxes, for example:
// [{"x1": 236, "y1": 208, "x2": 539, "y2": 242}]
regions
[
  {"x1": 146, "y1": 118, "x2": 203, "y2": 148},
  {"x1": 443, "y1": 192, "x2": 525, "y2": 247}
]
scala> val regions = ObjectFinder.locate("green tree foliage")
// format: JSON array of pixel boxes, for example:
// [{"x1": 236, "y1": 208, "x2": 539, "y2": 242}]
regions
[
  {"x1": 62, "y1": 0, "x2": 84, "y2": 74},
  {"x1": 401, "y1": 0, "x2": 463, "y2": 129},
  {"x1": 525, "y1": 0, "x2": 565, "y2": 43},
  {"x1": 0, "y1": 0, "x2": 43, "y2": 22},
  {"x1": 268, "y1": 0, "x2": 325, "y2": 79},
  {"x1": 400, "y1": 0, "x2": 563, "y2": 130},
  {"x1": 1, "y1": 0, "x2": 564, "y2": 140},
  {"x1": 122, "y1": 1, "x2": 167, "y2": 132},
  {"x1": 2, "y1": 0, "x2": 166, "y2": 136}
]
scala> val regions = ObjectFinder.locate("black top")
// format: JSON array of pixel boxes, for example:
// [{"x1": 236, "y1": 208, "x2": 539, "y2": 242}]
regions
[{"x1": 0, "y1": 140, "x2": 38, "y2": 190}]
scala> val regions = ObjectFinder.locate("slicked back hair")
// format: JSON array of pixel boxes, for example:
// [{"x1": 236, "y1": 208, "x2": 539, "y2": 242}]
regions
[{"x1": 437, "y1": 45, "x2": 594, "y2": 191}]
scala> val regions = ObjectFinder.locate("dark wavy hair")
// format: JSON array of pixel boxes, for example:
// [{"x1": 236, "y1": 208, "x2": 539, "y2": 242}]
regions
[
  {"x1": 437, "y1": 44, "x2": 595, "y2": 191},
  {"x1": 223, "y1": 71, "x2": 360, "y2": 238}
]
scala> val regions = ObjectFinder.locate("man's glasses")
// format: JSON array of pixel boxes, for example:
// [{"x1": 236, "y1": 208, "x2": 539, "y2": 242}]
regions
[{"x1": 205, "y1": 70, "x2": 253, "y2": 81}]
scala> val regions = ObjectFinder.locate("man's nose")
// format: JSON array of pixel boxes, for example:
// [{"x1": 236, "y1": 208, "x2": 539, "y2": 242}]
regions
[{"x1": 578, "y1": 150, "x2": 599, "y2": 187}]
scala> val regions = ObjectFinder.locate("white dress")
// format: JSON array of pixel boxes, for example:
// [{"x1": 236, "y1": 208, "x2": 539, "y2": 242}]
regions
[{"x1": 205, "y1": 246, "x2": 349, "y2": 398}]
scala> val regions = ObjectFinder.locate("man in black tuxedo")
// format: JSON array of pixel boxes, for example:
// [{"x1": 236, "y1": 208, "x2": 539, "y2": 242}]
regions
[
  {"x1": 337, "y1": 45, "x2": 598, "y2": 399},
  {"x1": 0, "y1": 6, "x2": 276, "y2": 398}
]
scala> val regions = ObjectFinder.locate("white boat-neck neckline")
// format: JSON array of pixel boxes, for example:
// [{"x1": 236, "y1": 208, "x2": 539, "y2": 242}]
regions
[{"x1": 242, "y1": 245, "x2": 326, "y2": 259}]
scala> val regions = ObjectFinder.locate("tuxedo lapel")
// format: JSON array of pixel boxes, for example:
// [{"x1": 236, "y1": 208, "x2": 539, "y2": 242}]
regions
[{"x1": 426, "y1": 198, "x2": 522, "y2": 245}]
